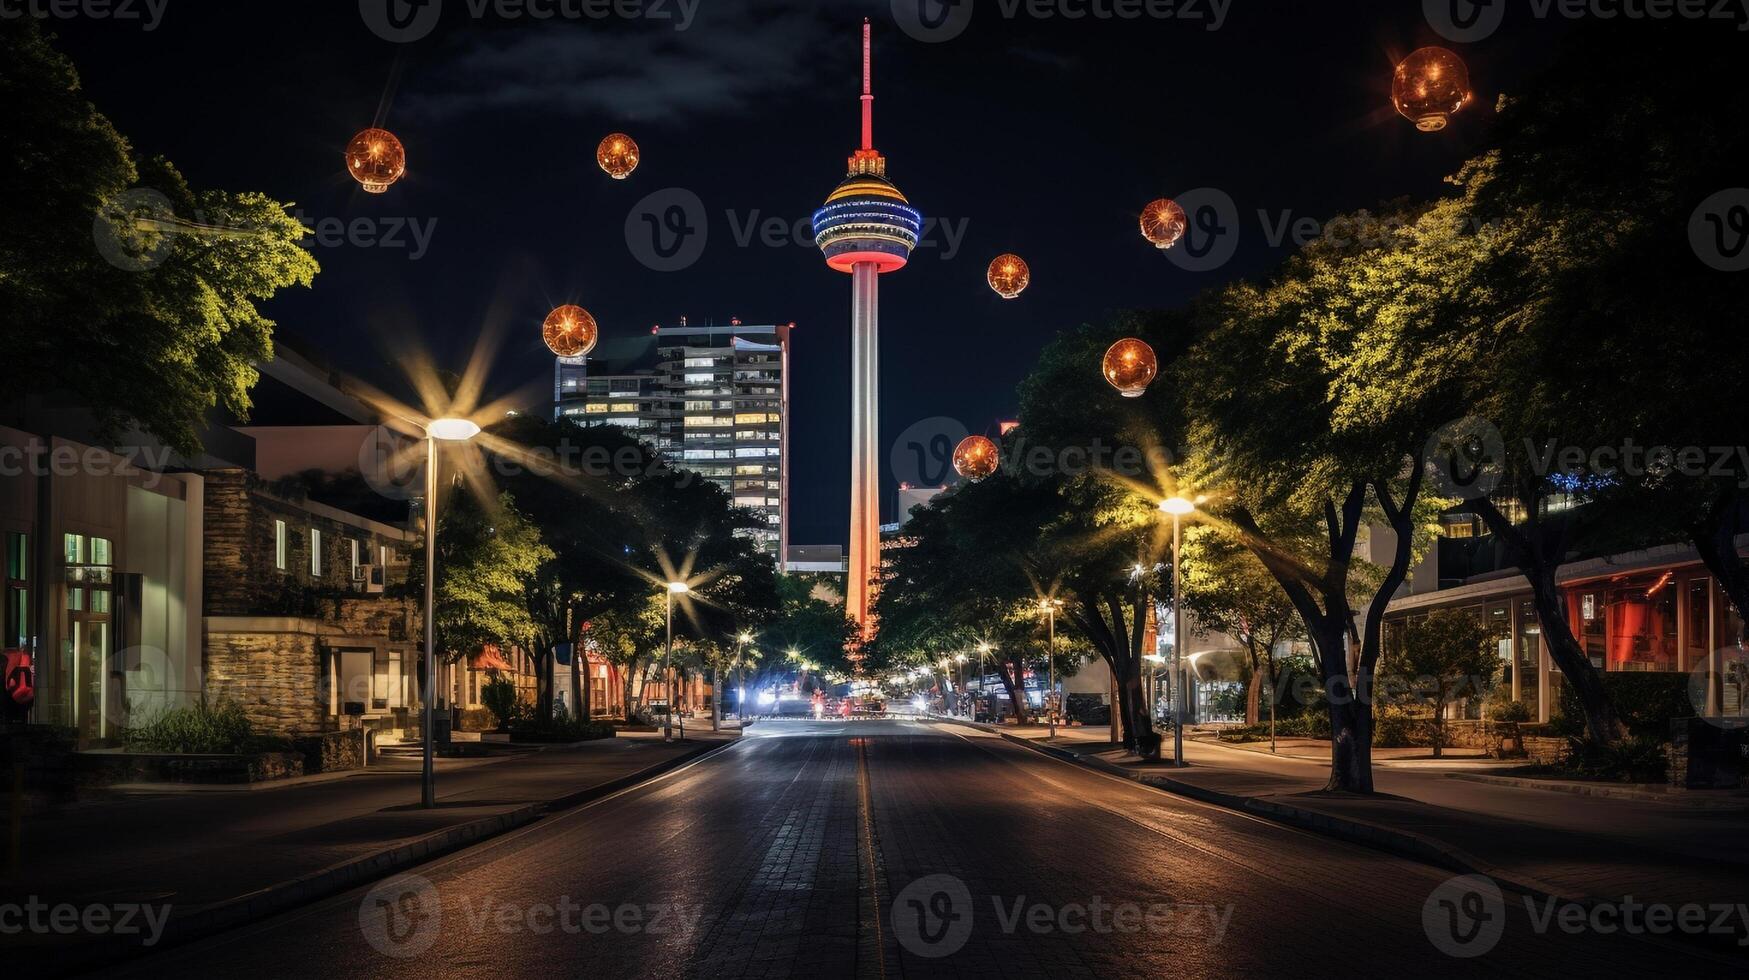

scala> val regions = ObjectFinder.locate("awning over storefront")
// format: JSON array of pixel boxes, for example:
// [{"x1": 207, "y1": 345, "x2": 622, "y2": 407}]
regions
[{"x1": 469, "y1": 644, "x2": 512, "y2": 672}]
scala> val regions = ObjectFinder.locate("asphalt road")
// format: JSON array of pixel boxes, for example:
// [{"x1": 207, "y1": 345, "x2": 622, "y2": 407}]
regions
[{"x1": 106, "y1": 720, "x2": 1731, "y2": 978}]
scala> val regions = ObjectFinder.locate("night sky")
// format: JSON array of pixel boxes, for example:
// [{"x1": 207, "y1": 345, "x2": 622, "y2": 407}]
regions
[{"x1": 50, "y1": 0, "x2": 1570, "y2": 547}]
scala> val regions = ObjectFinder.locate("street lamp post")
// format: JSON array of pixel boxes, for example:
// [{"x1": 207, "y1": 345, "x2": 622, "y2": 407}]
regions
[
  {"x1": 664, "y1": 580, "x2": 689, "y2": 742},
  {"x1": 1160, "y1": 497, "x2": 1195, "y2": 767},
  {"x1": 1040, "y1": 599, "x2": 1061, "y2": 739},
  {"x1": 733, "y1": 631, "x2": 751, "y2": 723},
  {"x1": 421, "y1": 417, "x2": 480, "y2": 809}
]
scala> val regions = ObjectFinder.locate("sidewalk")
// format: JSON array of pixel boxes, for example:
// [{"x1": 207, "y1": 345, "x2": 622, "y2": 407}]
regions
[
  {"x1": 938, "y1": 718, "x2": 1749, "y2": 924},
  {"x1": 0, "y1": 730, "x2": 736, "y2": 967}
]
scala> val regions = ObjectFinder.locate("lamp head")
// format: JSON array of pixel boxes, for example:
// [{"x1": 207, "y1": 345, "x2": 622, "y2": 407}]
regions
[
  {"x1": 428, "y1": 418, "x2": 481, "y2": 442},
  {"x1": 667, "y1": 581, "x2": 690, "y2": 594},
  {"x1": 1159, "y1": 497, "x2": 1195, "y2": 516}
]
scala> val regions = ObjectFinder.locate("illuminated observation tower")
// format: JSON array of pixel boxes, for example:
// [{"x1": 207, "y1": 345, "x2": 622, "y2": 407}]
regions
[{"x1": 812, "y1": 19, "x2": 923, "y2": 642}]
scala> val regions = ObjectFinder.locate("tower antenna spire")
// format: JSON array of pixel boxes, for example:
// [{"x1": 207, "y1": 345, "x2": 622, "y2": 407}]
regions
[{"x1": 861, "y1": 18, "x2": 874, "y2": 151}]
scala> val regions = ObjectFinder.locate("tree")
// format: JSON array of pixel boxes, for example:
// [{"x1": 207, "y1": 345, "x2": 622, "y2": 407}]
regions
[
  {"x1": 0, "y1": 20, "x2": 318, "y2": 456},
  {"x1": 1180, "y1": 529, "x2": 1304, "y2": 727},
  {"x1": 411, "y1": 489, "x2": 550, "y2": 672},
  {"x1": 1393, "y1": 610, "x2": 1495, "y2": 758},
  {"x1": 1426, "y1": 22, "x2": 1749, "y2": 740},
  {"x1": 1178, "y1": 204, "x2": 1462, "y2": 790}
]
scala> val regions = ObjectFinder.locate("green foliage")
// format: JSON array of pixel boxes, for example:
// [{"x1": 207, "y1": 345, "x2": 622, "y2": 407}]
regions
[
  {"x1": 415, "y1": 490, "x2": 551, "y2": 660},
  {"x1": 1559, "y1": 735, "x2": 1669, "y2": 784},
  {"x1": 480, "y1": 677, "x2": 520, "y2": 731},
  {"x1": 0, "y1": 20, "x2": 319, "y2": 456},
  {"x1": 123, "y1": 700, "x2": 276, "y2": 754},
  {"x1": 1554, "y1": 673, "x2": 1692, "y2": 740},
  {"x1": 1372, "y1": 706, "x2": 1426, "y2": 749}
]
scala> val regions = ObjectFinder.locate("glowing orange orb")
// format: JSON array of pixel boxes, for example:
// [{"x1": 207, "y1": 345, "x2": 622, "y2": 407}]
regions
[
  {"x1": 542, "y1": 305, "x2": 599, "y2": 358},
  {"x1": 1103, "y1": 338, "x2": 1158, "y2": 398},
  {"x1": 986, "y1": 254, "x2": 1031, "y2": 300},
  {"x1": 596, "y1": 133, "x2": 640, "y2": 180},
  {"x1": 1392, "y1": 47, "x2": 1471, "y2": 132},
  {"x1": 1140, "y1": 199, "x2": 1188, "y2": 250},
  {"x1": 953, "y1": 435, "x2": 999, "y2": 481},
  {"x1": 345, "y1": 128, "x2": 405, "y2": 194}
]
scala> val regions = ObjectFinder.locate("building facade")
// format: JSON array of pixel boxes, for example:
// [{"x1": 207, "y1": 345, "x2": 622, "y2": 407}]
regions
[
  {"x1": 1382, "y1": 505, "x2": 1748, "y2": 723},
  {"x1": 555, "y1": 322, "x2": 790, "y2": 560}
]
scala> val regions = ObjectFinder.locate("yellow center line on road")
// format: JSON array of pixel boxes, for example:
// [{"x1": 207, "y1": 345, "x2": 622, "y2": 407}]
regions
[{"x1": 853, "y1": 737, "x2": 889, "y2": 980}]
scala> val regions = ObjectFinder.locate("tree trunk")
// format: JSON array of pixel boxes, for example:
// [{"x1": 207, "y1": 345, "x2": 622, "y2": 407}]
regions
[
  {"x1": 1472, "y1": 496, "x2": 1622, "y2": 745},
  {"x1": 1691, "y1": 488, "x2": 1749, "y2": 651},
  {"x1": 1527, "y1": 565, "x2": 1622, "y2": 744},
  {"x1": 1244, "y1": 639, "x2": 1263, "y2": 727},
  {"x1": 996, "y1": 656, "x2": 1028, "y2": 723}
]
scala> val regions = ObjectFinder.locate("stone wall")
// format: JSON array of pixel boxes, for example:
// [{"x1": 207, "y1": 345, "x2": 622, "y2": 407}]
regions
[
  {"x1": 200, "y1": 469, "x2": 419, "y2": 738},
  {"x1": 205, "y1": 627, "x2": 326, "y2": 735},
  {"x1": 202, "y1": 468, "x2": 414, "y2": 618}
]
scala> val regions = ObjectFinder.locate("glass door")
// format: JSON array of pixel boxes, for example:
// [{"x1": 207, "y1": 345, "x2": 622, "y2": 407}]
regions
[{"x1": 63, "y1": 534, "x2": 115, "y2": 742}]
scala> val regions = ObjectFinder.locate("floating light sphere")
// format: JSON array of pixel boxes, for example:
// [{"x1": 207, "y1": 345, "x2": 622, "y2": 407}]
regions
[
  {"x1": 1392, "y1": 47, "x2": 1472, "y2": 132},
  {"x1": 986, "y1": 254, "x2": 1031, "y2": 300},
  {"x1": 596, "y1": 133, "x2": 640, "y2": 180},
  {"x1": 345, "y1": 128, "x2": 405, "y2": 194},
  {"x1": 952, "y1": 435, "x2": 999, "y2": 481},
  {"x1": 542, "y1": 305, "x2": 599, "y2": 358},
  {"x1": 1140, "y1": 198, "x2": 1188, "y2": 250},
  {"x1": 1103, "y1": 338, "x2": 1158, "y2": 398}
]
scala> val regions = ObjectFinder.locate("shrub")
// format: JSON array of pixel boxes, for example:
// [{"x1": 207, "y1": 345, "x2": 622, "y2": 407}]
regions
[
  {"x1": 1554, "y1": 672, "x2": 1691, "y2": 739},
  {"x1": 1559, "y1": 735, "x2": 1669, "y2": 783},
  {"x1": 480, "y1": 677, "x2": 520, "y2": 731},
  {"x1": 1372, "y1": 706, "x2": 1426, "y2": 749},
  {"x1": 124, "y1": 700, "x2": 274, "y2": 754}
]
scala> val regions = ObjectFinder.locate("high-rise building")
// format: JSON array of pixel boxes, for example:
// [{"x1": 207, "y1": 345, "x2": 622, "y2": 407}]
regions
[{"x1": 554, "y1": 321, "x2": 791, "y2": 560}]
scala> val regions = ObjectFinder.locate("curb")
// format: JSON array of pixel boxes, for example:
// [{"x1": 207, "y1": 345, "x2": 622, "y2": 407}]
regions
[
  {"x1": 933, "y1": 717, "x2": 1586, "y2": 907},
  {"x1": 1445, "y1": 771, "x2": 1749, "y2": 809},
  {"x1": 41, "y1": 737, "x2": 736, "y2": 977}
]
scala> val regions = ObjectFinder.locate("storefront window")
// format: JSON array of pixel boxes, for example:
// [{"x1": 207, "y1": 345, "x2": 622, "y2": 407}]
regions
[
  {"x1": 1720, "y1": 596, "x2": 1745, "y2": 716},
  {"x1": 1606, "y1": 572, "x2": 1678, "y2": 672},
  {"x1": 1685, "y1": 579, "x2": 1711, "y2": 673},
  {"x1": 1569, "y1": 588, "x2": 1607, "y2": 669},
  {"x1": 1520, "y1": 599, "x2": 1544, "y2": 716}
]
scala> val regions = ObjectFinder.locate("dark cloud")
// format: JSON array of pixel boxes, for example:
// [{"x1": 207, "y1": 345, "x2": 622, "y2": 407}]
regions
[{"x1": 402, "y1": 2, "x2": 862, "y2": 123}]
